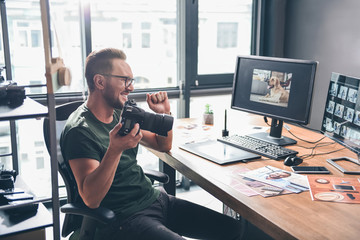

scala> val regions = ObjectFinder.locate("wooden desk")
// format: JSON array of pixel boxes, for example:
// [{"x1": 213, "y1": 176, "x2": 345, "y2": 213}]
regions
[{"x1": 148, "y1": 113, "x2": 360, "y2": 240}]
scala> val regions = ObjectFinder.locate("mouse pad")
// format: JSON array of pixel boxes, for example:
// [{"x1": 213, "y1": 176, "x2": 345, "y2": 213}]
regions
[{"x1": 179, "y1": 140, "x2": 260, "y2": 165}]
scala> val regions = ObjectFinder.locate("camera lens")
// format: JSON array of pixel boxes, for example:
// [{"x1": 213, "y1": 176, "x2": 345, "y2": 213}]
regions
[{"x1": 141, "y1": 113, "x2": 173, "y2": 136}]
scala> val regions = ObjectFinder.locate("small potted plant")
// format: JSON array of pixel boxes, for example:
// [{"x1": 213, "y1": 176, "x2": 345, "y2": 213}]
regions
[{"x1": 203, "y1": 104, "x2": 214, "y2": 125}]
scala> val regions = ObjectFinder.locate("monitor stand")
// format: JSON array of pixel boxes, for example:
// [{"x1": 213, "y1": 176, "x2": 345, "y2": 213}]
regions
[
  {"x1": 327, "y1": 156, "x2": 360, "y2": 174},
  {"x1": 248, "y1": 118, "x2": 297, "y2": 146}
]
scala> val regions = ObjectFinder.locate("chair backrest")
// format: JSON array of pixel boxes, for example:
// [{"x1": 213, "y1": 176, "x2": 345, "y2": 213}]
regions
[{"x1": 43, "y1": 100, "x2": 84, "y2": 237}]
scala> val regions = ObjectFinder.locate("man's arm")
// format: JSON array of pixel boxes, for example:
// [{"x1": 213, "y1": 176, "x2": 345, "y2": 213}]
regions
[
  {"x1": 140, "y1": 91, "x2": 173, "y2": 152},
  {"x1": 69, "y1": 123, "x2": 142, "y2": 208},
  {"x1": 140, "y1": 129, "x2": 172, "y2": 152}
]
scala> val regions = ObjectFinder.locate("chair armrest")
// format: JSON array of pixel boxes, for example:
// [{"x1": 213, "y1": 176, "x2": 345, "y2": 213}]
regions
[
  {"x1": 144, "y1": 169, "x2": 169, "y2": 184},
  {"x1": 61, "y1": 203, "x2": 116, "y2": 224}
]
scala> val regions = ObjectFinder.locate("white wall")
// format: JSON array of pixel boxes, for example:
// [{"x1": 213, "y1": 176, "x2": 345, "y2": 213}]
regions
[{"x1": 284, "y1": 0, "x2": 360, "y2": 130}]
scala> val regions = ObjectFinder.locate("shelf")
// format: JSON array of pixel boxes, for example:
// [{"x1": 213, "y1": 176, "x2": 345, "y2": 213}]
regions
[
  {"x1": 0, "y1": 97, "x2": 48, "y2": 121},
  {"x1": 0, "y1": 203, "x2": 52, "y2": 237},
  {"x1": 0, "y1": 177, "x2": 52, "y2": 238},
  {"x1": 0, "y1": 0, "x2": 60, "y2": 239}
]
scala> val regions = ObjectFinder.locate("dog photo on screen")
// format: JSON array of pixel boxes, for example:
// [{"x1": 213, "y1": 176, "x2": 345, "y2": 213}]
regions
[{"x1": 250, "y1": 69, "x2": 291, "y2": 107}]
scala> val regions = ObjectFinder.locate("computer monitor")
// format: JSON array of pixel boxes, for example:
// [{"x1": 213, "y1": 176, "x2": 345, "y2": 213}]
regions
[
  {"x1": 231, "y1": 55, "x2": 318, "y2": 146},
  {"x1": 321, "y1": 73, "x2": 360, "y2": 160}
]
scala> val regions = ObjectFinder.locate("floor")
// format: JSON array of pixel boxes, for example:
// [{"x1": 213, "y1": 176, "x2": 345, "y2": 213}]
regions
[{"x1": 46, "y1": 184, "x2": 223, "y2": 240}]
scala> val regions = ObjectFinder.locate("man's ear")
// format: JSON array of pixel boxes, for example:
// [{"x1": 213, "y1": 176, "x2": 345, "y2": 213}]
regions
[{"x1": 94, "y1": 74, "x2": 105, "y2": 90}]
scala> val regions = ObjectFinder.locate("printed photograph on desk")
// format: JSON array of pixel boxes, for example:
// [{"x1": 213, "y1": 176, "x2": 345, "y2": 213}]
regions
[
  {"x1": 232, "y1": 169, "x2": 294, "y2": 197},
  {"x1": 307, "y1": 176, "x2": 360, "y2": 203},
  {"x1": 219, "y1": 168, "x2": 258, "y2": 197},
  {"x1": 239, "y1": 166, "x2": 309, "y2": 193},
  {"x1": 216, "y1": 168, "x2": 293, "y2": 197}
]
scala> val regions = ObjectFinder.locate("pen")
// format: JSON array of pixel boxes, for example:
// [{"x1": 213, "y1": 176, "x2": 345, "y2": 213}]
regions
[{"x1": 222, "y1": 109, "x2": 229, "y2": 137}]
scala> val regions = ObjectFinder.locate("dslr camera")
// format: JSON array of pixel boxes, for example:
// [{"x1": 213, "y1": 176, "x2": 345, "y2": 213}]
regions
[
  {"x1": 0, "y1": 168, "x2": 17, "y2": 190},
  {"x1": 119, "y1": 99, "x2": 173, "y2": 137},
  {"x1": 0, "y1": 80, "x2": 25, "y2": 108}
]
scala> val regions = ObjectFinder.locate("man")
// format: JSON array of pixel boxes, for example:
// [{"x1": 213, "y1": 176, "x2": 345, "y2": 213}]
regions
[{"x1": 60, "y1": 48, "x2": 243, "y2": 240}]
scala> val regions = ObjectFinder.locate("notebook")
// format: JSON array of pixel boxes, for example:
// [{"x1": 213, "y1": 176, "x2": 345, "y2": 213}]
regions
[{"x1": 179, "y1": 140, "x2": 260, "y2": 165}]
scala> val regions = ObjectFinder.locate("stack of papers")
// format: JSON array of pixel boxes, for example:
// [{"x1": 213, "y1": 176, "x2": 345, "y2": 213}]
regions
[
  {"x1": 239, "y1": 165, "x2": 309, "y2": 193},
  {"x1": 227, "y1": 166, "x2": 309, "y2": 197}
]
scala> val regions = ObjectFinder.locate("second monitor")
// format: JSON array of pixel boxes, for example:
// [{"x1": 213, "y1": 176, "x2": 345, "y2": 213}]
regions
[{"x1": 231, "y1": 55, "x2": 318, "y2": 146}]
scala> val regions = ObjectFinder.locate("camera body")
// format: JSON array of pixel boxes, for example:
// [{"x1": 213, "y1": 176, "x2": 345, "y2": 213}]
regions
[
  {"x1": 0, "y1": 80, "x2": 25, "y2": 108},
  {"x1": 119, "y1": 99, "x2": 173, "y2": 137},
  {"x1": 0, "y1": 168, "x2": 17, "y2": 190}
]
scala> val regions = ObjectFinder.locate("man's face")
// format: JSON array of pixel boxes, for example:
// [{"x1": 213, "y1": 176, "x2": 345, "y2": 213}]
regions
[
  {"x1": 268, "y1": 172, "x2": 290, "y2": 179},
  {"x1": 103, "y1": 59, "x2": 134, "y2": 109}
]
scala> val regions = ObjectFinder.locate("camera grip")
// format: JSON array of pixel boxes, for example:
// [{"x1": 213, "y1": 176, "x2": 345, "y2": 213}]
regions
[{"x1": 118, "y1": 118, "x2": 140, "y2": 136}]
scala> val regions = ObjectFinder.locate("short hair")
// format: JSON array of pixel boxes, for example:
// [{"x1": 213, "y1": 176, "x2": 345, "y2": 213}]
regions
[{"x1": 85, "y1": 48, "x2": 127, "y2": 92}]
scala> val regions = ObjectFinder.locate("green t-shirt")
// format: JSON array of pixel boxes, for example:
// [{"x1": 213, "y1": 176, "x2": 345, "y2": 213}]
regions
[{"x1": 60, "y1": 103, "x2": 160, "y2": 222}]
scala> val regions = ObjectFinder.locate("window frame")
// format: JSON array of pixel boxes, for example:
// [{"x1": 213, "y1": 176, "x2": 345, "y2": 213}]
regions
[
  {"x1": 181, "y1": 0, "x2": 257, "y2": 117},
  {"x1": 1, "y1": 0, "x2": 258, "y2": 182}
]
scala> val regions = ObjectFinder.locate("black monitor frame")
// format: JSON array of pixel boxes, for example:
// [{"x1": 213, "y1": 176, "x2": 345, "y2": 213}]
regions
[
  {"x1": 231, "y1": 55, "x2": 318, "y2": 146},
  {"x1": 321, "y1": 72, "x2": 360, "y2": 173}
]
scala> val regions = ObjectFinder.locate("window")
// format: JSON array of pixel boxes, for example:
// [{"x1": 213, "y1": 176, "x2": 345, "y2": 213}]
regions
[
  {"x1": 0, "y1": 146, "x2": 11, "y2": 169},
  {"x1": 18, "y1": 30, "x2": 28, "y2": 47},
  {"x1": 141, "y1": 22, "x2": 151, "y2": 48},
  {"x1": 0, "y1": 121, "x2": 11, "y2": 170},
  {"x1": 141, "y1": 22, "x2": 151, "y2": 30},
  {"x1": 142, "y1": 33, "x2": 150, "y2": 48},
  {"x1": 122, "y1": 33, "x2": 132, "y2": 48},
  {"x1": 190, "y1": 95, "x2": 232, "y2": 120},
  {"x1": 34, "y1": 141, "x2": 44, "y2": 147},
  {"x1": 4, "y1": 0, "x2": 83, "y2": 93},
  {"x1": 134, "y1": 76, "x2": 150, "y2": 88},
  {"x1": 217, "y1": 23, "x2": 238, "y2": 48},
  {"x1": 91, "y1": 0, "x2": 178, "y2": 89},
  {"x1": 36, "y1": 157, "x2": 44, "y2": 169},
  {"x1": 121, "y1": 22, "x2": 133, "y2": 48},
  {"x1": 31, "y1": 30, "x2": 41, "y2": 47},
  {"x1": 122, "y1": 22, "x2": 132, "y2": 30},
  {"x1": 17, "y1": 118, "x2": 52, "y2": 197},
  {"x1": 0, "y1": 0, "x2": 254, "y2": 199},
  {"x1": 198, "y1": 0, "x2": 253, "y2": 74}
]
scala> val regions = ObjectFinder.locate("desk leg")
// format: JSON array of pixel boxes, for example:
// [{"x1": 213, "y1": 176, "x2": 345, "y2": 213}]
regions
[{"x1": 159, "y1": 160, "x2": 176, "y2": 196}]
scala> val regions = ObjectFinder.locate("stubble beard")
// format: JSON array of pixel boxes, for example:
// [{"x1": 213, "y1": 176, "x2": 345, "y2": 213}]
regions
[{"x1": 103, "y1": 85, "x2": 126, "y2": 110}]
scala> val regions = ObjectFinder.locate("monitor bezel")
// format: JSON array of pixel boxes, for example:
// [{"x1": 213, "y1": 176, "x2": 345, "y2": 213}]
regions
[
  {"x1": 321, "y1": 72, "x2": 360, "y2": 157},
  {"x1": 231, "y1": 55, "x2": 318, "y2": 125}
]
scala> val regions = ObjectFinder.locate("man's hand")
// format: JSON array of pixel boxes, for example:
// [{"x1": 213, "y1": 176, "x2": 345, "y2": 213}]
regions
[
  {"x1": 146, "y1": 91, "x2": 171, "y2": 114},
  {"x1": 109, "y1": 122, "x2": 142, "y2": 153}
]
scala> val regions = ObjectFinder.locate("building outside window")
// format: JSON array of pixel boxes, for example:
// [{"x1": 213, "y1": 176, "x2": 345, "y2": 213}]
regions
[{"x1": 198, "y1": 0, "x2": 252, "y2": 74}]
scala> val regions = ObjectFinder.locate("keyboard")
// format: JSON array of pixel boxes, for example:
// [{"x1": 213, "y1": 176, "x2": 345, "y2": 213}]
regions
[{"x1": 217, "y1": 134, "x2": 298, "y2": 160}]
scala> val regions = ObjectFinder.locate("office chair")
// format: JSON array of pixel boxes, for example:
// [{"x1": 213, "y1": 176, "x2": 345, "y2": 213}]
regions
[{"x1": 43, "y1": 100, "x2": 169, "y2": 240}]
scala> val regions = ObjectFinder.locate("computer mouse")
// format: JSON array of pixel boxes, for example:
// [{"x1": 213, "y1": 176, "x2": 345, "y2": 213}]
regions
[{"x1": 284, "y1": 156, "x2": 303, "y2": 166}]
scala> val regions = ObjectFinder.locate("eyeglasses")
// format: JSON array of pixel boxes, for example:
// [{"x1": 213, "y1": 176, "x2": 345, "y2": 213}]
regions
[{"x1": 100, "y1": 74, "x2": 135, "y2": 88}]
